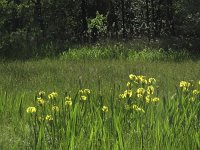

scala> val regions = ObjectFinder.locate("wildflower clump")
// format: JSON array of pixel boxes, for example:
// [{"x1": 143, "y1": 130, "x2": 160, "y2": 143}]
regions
[
  {"x1": 79, "y1": 88, "x2": 91, "y2": 101},
  {"x1": 79, "y1": 89, "x2": 91, "y2": 95},
  {"x1": 145, "y1": 95, "x2": 151, "y2": 103},
  {"x1": 179, "y1": 80, "x2": 200, "y2": 102},
  {"x1": 26, "y1": 107, "x2": 37, "y2": 113},
  {"x1": 48, "y1": 92, "x2": 58, "y2": 100},
  {"x1": 180, "y1": 81, "x2": 191, "y2": 91},
  {"x1": 192, "y1": 89, "x2": 199, "y2": 96},
  {"x1": 148, "y1": 78, "x2": 156, "y2": 84},
  {"x1": 102, "y1": 106, "x2": 108, "y2": 112},
  {"x1": 118, "y1": 74, "x2": 160, "y2": 115},
  {"x1": 124, "y1": 90, "x2": 133, "y2": 98},
  {"x1": 128, "y1": 74, "x2": 157, "y2": 89},
  {"x1": 37, "y1": 97, "x2": 45, "y2": 105},
  {"x1": 119, "y1": 93, "x2": 126, "y2": 100},
  {"x1": 65, "y1": 100, "x2": 72, "y2": 106},
  {"x1": 83, "y1": 89, "x2": 91, "y2": 94},
  {"x1": 80, "y1": 95, "x2": 87, "y2": 101},
  {"x1": 137, "y1": 75, "x2": 148, "y2": 84},
  {"x1": 127, "y1": 82, "x2": 131, "y2": 88},
  {"x1": 189, "y1": 83, "x2": 200, "y2": 102},
  {"x1": 65, "y1": 96, "x2": 72, "y2": 106},
  {"x1": 46, "y1": 115, "x2": 53, "y2": 121},
  {"x1": 152, "y1": 97, "x2": 160, "y2": 102},
  {"x1": 52, "y1": 106, "x2": 59, "y2": 112},
  {"x1": 136, "y1": 88, "x2": 145, "y2": 98},
  {"x1": 129, "y1": 74, "x2": 137, "y2": 81},
  {"x1": 65, "y1": 96, "x2": 72, "y2": 101},
  {"x1": 38, "y1": 91, "x2": 45, "y2": 98},
  {"x1": 147, "y1": 86, "x2": 154, "y2": 95},
  {"x1": 132, "y1": 105, "x2": 145, "y2": 113}
]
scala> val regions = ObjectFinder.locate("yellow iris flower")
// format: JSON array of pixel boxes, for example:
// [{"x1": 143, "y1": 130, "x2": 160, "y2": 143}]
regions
[
  {"x1": 65, "y1": 101, "x2": 72, "y2": 106},
  {"x1": 80, "y1": 95, "x2": 87, "y2": 101},
  {"x1": 102, "y1": 106, "x2": 108, "y2": 112},
  {"x1": 52, "y1": 106, "x2": 59, "y2": 112},
  {"x1": 132, "y1": 105, "x2": 145, "y2": 113},
  {"x1": 26, "y1": 107, "x2": 37, "y2": 113},
  {"x1": 48, "y1": 92, "x2": 58, "y2": 99}
]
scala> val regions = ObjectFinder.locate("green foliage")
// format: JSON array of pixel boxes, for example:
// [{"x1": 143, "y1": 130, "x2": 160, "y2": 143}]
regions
[
  {"x1": 60, "y1": 43, "x2": 191, "y2": 61},
  {"x1": 87, "y1": 11, "x2": 107, "y2": 34},
  {"x1": 0, "y1": 0, "x2": 200, "y2": 58}
]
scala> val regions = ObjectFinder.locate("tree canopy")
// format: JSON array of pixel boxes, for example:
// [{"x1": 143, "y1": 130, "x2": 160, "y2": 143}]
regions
[{"x1": 0, "y1": 0, "x2": 200, "y2": 58}]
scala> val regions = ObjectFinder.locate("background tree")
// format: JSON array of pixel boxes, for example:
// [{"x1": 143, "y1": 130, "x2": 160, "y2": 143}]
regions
[{"x1": 0, "y1": 0, "x2": 200, "y2": 58}]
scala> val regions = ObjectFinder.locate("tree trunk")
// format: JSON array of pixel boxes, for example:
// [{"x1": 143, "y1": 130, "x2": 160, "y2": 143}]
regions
[
  {"x1": 151, "y1": 0, "x2": 155, "y2": 38},
  {"x1": 156, "y1": 0, "x2": 162, "y2": 37},
  {"x1": 121, "y1": 0, "x2": 126, "y2": 38},
  {"x1": 34, "y1": 0, "x2": 44, "y2": 31},
  {"x1": 81, "y1": 0, "x2": 88, "y2": 42},
  {"x1": 11, "y1": 0, "x2": 20, "y2": 32},
  {"x1": 167, "y1": 0, "x2": 175, "y2": 35},
  {"x1": 145, "y1": 0, "x2": 150, "y2": 40}
]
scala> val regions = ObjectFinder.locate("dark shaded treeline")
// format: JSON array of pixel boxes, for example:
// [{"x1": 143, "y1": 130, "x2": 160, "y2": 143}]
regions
[{"x1": 0, "y1": 0, "x2": 200, "y2": 58}]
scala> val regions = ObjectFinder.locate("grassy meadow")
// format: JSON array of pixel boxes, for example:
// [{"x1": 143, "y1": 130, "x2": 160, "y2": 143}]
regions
[{"x1": 0, "y1": 47, "x2": 200, "y2": 149}]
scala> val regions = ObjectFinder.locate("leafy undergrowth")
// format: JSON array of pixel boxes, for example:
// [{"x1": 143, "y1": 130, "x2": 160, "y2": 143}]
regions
[{"x1": 60, "y1": 43, "x2": 191, "y2": 62}]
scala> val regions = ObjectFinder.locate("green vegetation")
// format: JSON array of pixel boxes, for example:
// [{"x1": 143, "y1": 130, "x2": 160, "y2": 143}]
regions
[
  {"x1": 1, "y1": 0, "x2": 199, "y2": 148},
  {"x1": 60, "y1": 43, "x2": 191, "y2": 61},
  {"x1": 1, "y1": 0, "x2": 200, "y2": 58},
  {"x1": 0, "y1": 53, "x2": 200, "y2": 149}
]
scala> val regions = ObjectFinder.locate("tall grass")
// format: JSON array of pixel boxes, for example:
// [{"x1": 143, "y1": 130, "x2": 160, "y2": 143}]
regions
[
  {"x1": 0, "y1": 74, "x2": 199, "y2": 149},
  {"x1": 0, "y1": 51, "x2": 200, "y2": 149},
  {"x1": 0, "y1": 59, "x2": 199, "y2": 95}
]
